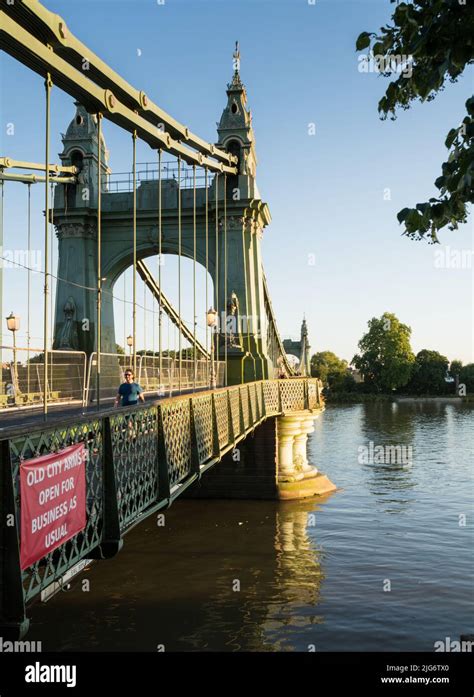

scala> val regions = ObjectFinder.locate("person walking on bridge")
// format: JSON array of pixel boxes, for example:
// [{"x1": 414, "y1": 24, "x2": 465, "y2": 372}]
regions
[{"x1": 115, "y1": 369, "x2": 145, "y2": 408}]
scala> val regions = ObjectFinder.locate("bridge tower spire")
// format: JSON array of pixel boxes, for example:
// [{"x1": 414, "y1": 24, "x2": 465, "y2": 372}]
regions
[
  {"x1": 214, "y1": 45, "x2": 272, "y2": 382},
  {"x1": 216, "y1": 43, "x2": 259, "y2": 200}
]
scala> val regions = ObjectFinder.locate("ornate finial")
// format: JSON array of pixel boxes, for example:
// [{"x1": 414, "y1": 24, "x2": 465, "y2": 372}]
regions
[{"x1": 233, "y1": 40, "x2": 240, "y2": 75}]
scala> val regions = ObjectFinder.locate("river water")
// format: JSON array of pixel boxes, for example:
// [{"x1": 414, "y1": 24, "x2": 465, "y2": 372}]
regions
[{"x1": 27, "y1": 401, "x2": 473, "y2": 652}]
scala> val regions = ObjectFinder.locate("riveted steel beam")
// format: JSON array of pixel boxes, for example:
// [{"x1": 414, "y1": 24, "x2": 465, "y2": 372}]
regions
[
  {"x1": 0, "y1": 12, "x2": 237, "y2": 175},
  {"x1": 0, "y1": 172, "x2": 76, "y2": 184},
  {"x1": 137, "y1": 260, "x2": 210, "y2": 358},
  {"x1": 0, "y1": 157, "x2": 77, "y2": 174},
  {"x1": 4, "y1": 0, "x2": 237, "y2": 168},
  {"x1": 262, "y1": 271, "x2": 295, "y2": 376}
]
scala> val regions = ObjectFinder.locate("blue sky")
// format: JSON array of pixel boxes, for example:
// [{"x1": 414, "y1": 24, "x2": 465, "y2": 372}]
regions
[{"x1": 1, "y1": 0, "x2": 473, "y2": 364}]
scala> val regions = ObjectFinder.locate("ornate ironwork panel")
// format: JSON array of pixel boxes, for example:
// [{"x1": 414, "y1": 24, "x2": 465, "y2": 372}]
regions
[
  {"x1": 280, "y1": 379, "x2": 305, "y2": 411},
  {"x1": 229, "y1": 387, "x2": 241, "y2": 439},
  {"x1": 214, "y1": 391, "x2": 230, "y2": 450},
  {"x1": 109, "y1": 407, "x2": 158, "y2": 531},
  {"x1": 255, "y1": 382, "x2": 263, "y2": 419},
  {"x1": 249, "y1": 383, "x2": 258, "y2": 422},
  {"x1": 8, "y1": 419, "x2": 103, "y2": 604},
  {"x1": 161, "y1": 398, "x2": 192, "y2": 487},
  {"x1": 308, "y1": 380, "x2": 318, "y2": 409},
  {"x1": 240, "y1": 385, "x2": 250, "y2": 430},
  {"x1": 263, "y1": 381, "x2": 280, "y2": 415},
  {"x1": 192, "y1": 395, "x2": 214, "y2": 465}
]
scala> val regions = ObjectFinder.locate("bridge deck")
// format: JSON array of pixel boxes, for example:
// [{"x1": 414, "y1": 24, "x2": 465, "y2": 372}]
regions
[{"x1": 0, "y1": 386, "x2": 211, "y2": 436}]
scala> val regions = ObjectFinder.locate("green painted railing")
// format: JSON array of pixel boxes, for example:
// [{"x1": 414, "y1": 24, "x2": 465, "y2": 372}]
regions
[{"x1": 0, "y1": 378, "x2": 322, "y2": 638}]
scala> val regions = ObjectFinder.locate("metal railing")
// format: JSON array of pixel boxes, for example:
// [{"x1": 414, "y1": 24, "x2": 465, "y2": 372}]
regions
[
  {"x1": 0, "y1": 377, "x2": 323, "y2": 638},
  {"x1": 0, "y1": 348, "x2": 225, "y2": 412},
  {"x1": 85, "y1": 353, "x2": 225, "y2": 404},
  {"x1": 104, "y1": 161, "x2": 214, "y2": 193},
  {"x1": 0, "y1": 346, "x2": 87, "y2": 408}
]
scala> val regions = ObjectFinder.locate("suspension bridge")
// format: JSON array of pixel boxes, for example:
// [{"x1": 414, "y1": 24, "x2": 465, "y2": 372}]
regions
[{"x1": 0, "y1": 0, "x2": 335, "y2": 639}]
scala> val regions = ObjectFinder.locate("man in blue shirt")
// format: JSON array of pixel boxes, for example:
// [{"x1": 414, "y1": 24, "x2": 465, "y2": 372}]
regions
[{"x1": 115, "y1": 370, "x2": 145, "y2": 407}]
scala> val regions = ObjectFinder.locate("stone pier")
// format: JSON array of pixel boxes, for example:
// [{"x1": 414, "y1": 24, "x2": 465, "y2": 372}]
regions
[
  {"x1": 184, "y1": 408, "x2": 336, "y2": 501},
  {"x1": 276, "y1": 410, "x2": 336, "y2": 500}
]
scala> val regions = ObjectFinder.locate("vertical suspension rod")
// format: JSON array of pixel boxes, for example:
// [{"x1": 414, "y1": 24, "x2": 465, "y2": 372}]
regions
[
  {"x1": 178, "y1": 155, "x2": 182, "y2": 393},
  {"x1": 132, "y1": 130, "x2": 137, "y2": 375},
  {"x1": 193, "y1": 164, "x2": 196, "y2": 392},
  {"x1": 215, "y1": 173, "x2": 219, "y2": 387},
  {"x1": 43, "y1": 73, "x2": 52, "y2": 419},
  {"x1": 96, "y1": 113, "x2": 102, "y2": 410},
  {"x1": 158, "y1": 148, "x2": 162, "y2": 393}
]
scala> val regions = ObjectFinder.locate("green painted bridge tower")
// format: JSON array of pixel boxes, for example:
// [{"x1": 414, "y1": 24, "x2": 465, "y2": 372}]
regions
[{"x1": 52, "y1": 50, "x2": 274, "y2": 383}]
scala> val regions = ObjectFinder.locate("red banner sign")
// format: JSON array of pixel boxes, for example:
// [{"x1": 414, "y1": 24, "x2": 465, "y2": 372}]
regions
[{"x1": 20, "y1": 443, "x2": 87, "y2": 570}]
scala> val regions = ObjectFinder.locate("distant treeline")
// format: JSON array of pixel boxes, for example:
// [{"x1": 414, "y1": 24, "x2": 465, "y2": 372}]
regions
[{"x1": 311, "y1": 312, "x2": 473, "y2": 398}]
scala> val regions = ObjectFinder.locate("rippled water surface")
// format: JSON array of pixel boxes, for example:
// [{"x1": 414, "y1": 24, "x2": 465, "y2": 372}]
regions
[{"x1": 28, "y1": 401, "x2": 474, "y2": 651}]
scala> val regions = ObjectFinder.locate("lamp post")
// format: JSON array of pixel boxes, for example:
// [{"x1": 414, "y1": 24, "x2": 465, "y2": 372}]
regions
[
  {"x1": 206, "y1": 307, "x2": 218, "y2": 389},
  {"x1": 6, "y1": 311, "x2": 20, "y2": 395},
  {"x1": 126, "y1": 334, "x2": 133, "y2": 364}
]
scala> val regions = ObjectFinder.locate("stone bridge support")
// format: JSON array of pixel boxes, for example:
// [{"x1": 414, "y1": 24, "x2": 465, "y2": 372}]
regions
[
  {"x1": 276, "y1": 411, "x2": 336, "y2": 500},
  {"x1": 185, "y1": 409, "x2": 336, "y2": 501}
]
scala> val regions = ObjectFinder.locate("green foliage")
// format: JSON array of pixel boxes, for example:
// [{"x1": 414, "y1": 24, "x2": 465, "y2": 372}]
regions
[
  {"x1": 311, "y1": 351, "x2": 357, "y2": 393},
  {"x1": 449, "y1": 359, "x2": 463, "y2": 379},
  {"x1": 116, "y1": 344, "x2": 125, "y2": 355},
  {"x1": 356, "y1": 1, "x2": 474, "y2": 242},
  {"x1": 27, "y1": 352, "x2": 44, "y2": 364},
  {"x1": 352, "y1": 312, "x2": 415, "y2": 391},
  {"x1": 406, "y1": 349, "x2": 449, "y2": 394},
  {"x1": 310, "y1": 351, "x2": 348, "y2": 388},
  {"x1": 460, "y1": 363, "x2": 474, "y2": 392}
]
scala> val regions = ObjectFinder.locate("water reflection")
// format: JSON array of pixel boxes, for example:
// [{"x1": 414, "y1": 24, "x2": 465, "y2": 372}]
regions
[
  {"x1": 27, "y1": 496, "x2": 333, "y2": 652},
  {"x1": 177, "y1": 497, "x2": 332, "y2": 651},
  {"x1": 358, "y1": 402, "x2": 417, "y2": 513}
]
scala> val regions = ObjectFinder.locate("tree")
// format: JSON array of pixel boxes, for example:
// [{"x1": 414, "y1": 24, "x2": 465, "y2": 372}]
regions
[
  {"x1": 449, "y1": 359, "x2": 463, "y2": 392},
  {"x1": 459, "y1": 363, "x2": 474, "y2": 393},
  {"x1": 449, "y1": 359, "x2": 463, "y2": 379},
  {"x1": 28, "y1": 352, "x2": 44, "y2": 364},
  {"x1": 352, "y1": 312, "x2": 415, "y2": 391},
  {"x1": 311, "y1": 351, "x2": 347, "y2": 382},
  {"x1": 311, "y1": 351, "x2": 353, "y2": 390},
  {"x1": 116, "y1": 344, "x2": 125, "y2": 355},
  {"x1": 406, "y1": 349, "x2": 449, "y2": 394},
  {"x1": 356, "y1": 1, "x2": 474, "y2": 242}
]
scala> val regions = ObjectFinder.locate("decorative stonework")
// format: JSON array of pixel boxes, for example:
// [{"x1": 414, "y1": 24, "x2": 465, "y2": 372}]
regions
[
  {"x1": 219, "y1": 215, "x2": 244, "y2": 230},
  {"x1": 55, "y1": 222, "x2": 96, "y2": 239}
]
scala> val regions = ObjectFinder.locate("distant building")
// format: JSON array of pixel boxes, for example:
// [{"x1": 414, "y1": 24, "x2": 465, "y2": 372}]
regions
[
  {"x1": 348, "y1": 367, "x2": 364, "y2": 383},
  {"x1": 283, "y1": 318, "x2": 311, "y2": 376}
]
